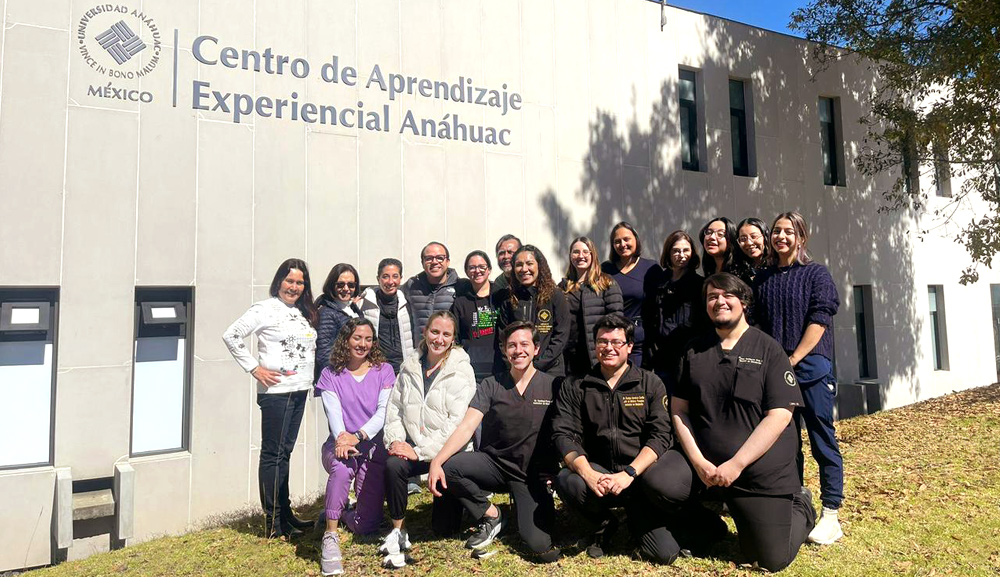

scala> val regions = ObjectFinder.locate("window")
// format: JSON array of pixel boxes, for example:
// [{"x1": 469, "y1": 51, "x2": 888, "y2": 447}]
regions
[
  {"x1": 131, "y1": 287, "x2": 194, "y2": 456},
  {"x1": 729, "y1": 79, "x2": 751, "y2": 176},
  {"x1": 933, "y1": 142, "x2": 952, "y2": 197},
  {"x1": 991, "y1": 285, "x2": 1000, "y2": 382},
  {"x1": 679, "y1": 69, "x2": 699, "y2": 171},
  {"x1": 0, "y1": 288, "x2": 58, "y2": 469},
  {"x1": 902, "y1": 129, "x2": 919, "y2": 195},
  {"x1": 927, "y1": 285, "x2": 949, "y2": 370},
  {"x1": 819, "y1": 97, "x2": 845, "y2": 186},
  {"x1": 853, "y1": 285, "x2": 877, "y2": 379}
]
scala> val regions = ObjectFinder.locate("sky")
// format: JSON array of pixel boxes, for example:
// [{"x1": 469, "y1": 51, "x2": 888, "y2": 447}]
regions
[{"x1": 664, "y1": 0, "x2": 808, "y2": 37}]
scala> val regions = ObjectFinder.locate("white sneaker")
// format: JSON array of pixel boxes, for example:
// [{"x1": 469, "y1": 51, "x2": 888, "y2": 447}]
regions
[
  {"x1": 378, "y1": 528, "x2": 411, "y2": 556},
  {"x1": 382, "y1": 552, "x2": 407, "y2": 569},
  {"x1": 808, "y1": 508, "x2": 843, "y2": 545}
]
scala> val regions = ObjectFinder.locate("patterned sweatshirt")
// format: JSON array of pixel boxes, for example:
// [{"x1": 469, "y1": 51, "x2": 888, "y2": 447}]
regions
[{"x1": 223, "y1": 297, "x2": 317, "y2": 394}]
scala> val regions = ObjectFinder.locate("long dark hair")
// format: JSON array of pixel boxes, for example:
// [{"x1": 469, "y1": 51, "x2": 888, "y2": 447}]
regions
[
  {"x1": 329, "y1": 318, "x2": 386, "y2": 373},
  {"x1": 699, "y1": 217, "x2": 738, "y2": 276},
  {"x1": 769, "y1": 211, "x2": 813, "y2": 266},
  {"x1": 269, "y1": 258, "x2": 318, "y2": 327},
  {"x1": 510, "y1": 245, "x2": 557, "y2": 305},
  {"x1": 319, "y1": 263, "x2": 360, "y2": 303},
  {"x1": 607, "y1": 221, "x2": 644, "y2": 266},
  {"x1": 735, "y1": 217, "x2": 771, "y2": 267},
  {"x1": 659, "y1": 230, "x2": 701, "y2": 273}
]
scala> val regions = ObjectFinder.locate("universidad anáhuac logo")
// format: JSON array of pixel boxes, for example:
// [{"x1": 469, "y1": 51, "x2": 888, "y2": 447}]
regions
[{"x1": 77, "y1": 4, "x2": 162, "y2": 79}]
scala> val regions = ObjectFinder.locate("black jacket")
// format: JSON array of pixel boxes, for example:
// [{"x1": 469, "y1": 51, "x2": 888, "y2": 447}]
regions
[
  {"x1": 402, "y1": 269, "x2": 464, "y2": 345},
  {"x1": 315, "y1": 297, "x2": 360, "y2": 379},
  {"x1": 450, "y1": 283, "x2": 498, "y2": 382},
  {"x1": 560, "y1": 279, "x2": 624, "y2": 375},
  {"x1": 643, "y1": 270, "x2": 711, "y2": 386},
  {"x1": 495, "y1": 285, "x2": 571, "y2": 377},
  {"x1": 552, "y1": 364, "x2": 673, "y2": 472}
]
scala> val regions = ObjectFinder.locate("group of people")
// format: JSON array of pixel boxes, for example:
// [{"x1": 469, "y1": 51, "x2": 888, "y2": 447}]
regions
[{"x1": 222, "y1": 211, "x2": 844, "y2": 575}]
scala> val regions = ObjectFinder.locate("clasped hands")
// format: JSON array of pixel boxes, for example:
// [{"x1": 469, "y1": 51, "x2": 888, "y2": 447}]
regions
[
  {"x1": 333, "y1": 432, "x2": 362, "y2": 460},
  {"x1": 583, "y1": 468, "x2": 634, "y2": 497},
  {"x1": 694, "y1": 458, "x2": 743, "y2": 488}
]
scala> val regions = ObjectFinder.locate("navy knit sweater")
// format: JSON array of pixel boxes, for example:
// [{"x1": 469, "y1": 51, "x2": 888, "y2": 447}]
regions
[{"x1": 753, "y1": 262, "x2": 840, "y2": 361}]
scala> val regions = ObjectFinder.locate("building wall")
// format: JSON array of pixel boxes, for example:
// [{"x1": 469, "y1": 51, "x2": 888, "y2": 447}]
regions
[{"x1": 0, "y1": 0, "x2": 995, "y2": 570}]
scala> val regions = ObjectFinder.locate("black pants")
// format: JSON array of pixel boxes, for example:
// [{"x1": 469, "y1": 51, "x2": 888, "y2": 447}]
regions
[
  {"x1": 257, "y1": 390, "x2": 308, "y2": 534},
  {"x1": 642, "y1": 449, "x2": 815, "y2": 573},
  {"x1": 555, "y1": 465, "x2": 680, "y2": 564},
  {"x1": 442, "y1": 452, "x2": 555, "y2": 554},
  {"x1": 384, "y1": 456, "x2": 463, "y2": 536}
]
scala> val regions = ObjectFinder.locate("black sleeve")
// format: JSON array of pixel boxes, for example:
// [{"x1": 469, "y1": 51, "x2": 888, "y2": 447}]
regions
[
  {"x1": 640, "y1": 371, "x2": 673, "y2": 457},
  {"x1": 552, "y1": 377, "x2": 586, "y2": 459},
  {"x1": 469, "y1": 376, "x2": 496, "y2": 414},
  {"x1": 314, "y1": 308, "x2": 336, "y2": 380},
  {"x1": 493, "y1": 291, "x2": 512, "y2": 371},
  {"x1": 762, "y1": 339, "x2": 804, "y2": 411},
  {"x1": 449, "y1": 297, "x2": 469, "y2": 344},
  {"x1": 640, "y1": 263, "x2": 664, "y2": 369},
  {"x1": 536, "y1": 291, "x2": 570, "y2": 370}
]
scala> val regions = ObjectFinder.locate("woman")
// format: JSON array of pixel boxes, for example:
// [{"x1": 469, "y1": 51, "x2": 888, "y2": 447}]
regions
[
  {"x1": 450, "y1": 250, "x2": 498, "y2": 383},
  {"x1": 379, "y1": 311, "x2": 477, "y2": 569},
  {"x1": 495, "y1": 245, "x2": 571, "y2": 377},
  {"x1": 560, "y1": 236, "x2": 623, "y2": 376},
  {"x1": 358, "y1": 258, "x2": 415, "y2": 375},
  {"x1": 699, "y1": 217, "x2": 739, "y2": 277},
  {"x1": 735, "y1": 217, "x2": 770, "y2": 285},
  {"x1": 315, "y1": 318, "x2": 395, "y2": 576},
  {"x1": 222, "y1": 258, "x2": 318, "y2": 539},
  {"x1": 754, "y1": 211, "x2": 844, "y2": 546},
  {"x1": 645, "y1": 231, "x2": 709, "y2": 389},
  {"x1": 428, "y1": 321, "x2": 561, "y2": 562},
  {"x1": 600, "y1": 222, "x2": 659, "y2": 366},
  {"x1": 315, "y1": 263, "x2": 362, "y2": 378}
]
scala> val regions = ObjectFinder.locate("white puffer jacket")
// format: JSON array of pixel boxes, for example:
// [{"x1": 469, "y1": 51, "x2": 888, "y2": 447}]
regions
[{"x1": 383, "y1": 346, "x2": 477, "y2": 461}]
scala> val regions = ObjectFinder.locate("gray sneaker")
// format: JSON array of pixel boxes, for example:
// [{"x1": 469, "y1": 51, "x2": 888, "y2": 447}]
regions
[{"x1": 320, "y1": 531, "x2": 344, "y2": 576}]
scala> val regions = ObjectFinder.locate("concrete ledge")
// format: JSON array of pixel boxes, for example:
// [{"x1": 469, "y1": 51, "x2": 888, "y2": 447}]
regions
[
  {"x1": 72, "y1": 489, "x2": 114, "y2": 521},
  {"x1": 114, "y1": 463, "x2": 135, "y2": 540},
  {"x1": 55, "y1": 468, "x2": 73, "y2": 549}
]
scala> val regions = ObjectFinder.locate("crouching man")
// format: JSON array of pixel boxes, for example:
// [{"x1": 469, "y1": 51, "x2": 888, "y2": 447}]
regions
[
  {"x1": 427, "y1": 321, "x2": 561, "y2": 562},
  {"x1": 642, "y1": 273, "x2": 816, "y2": 572},
  {"x1": 552, "y1": 312, "x2": 681, "y2": 564}
]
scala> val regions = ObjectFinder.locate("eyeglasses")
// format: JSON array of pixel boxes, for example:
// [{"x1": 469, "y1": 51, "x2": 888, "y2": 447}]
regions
[
  {"x1": 335, "y1": 282, "x2": 357, "y2": 289},
  {"x1": 423, "y1": 255, "x2": 447, "y2": 263},
  {"x1": 596, "y1": 338, "x2": 628, "y2": 349},
  {"x1": 703, "y1": 229, "x2": 726, "y2": 238},
  {"x1": 737, "y1": 233, "x2": 763, "y2": 243},
  {"x1": 466, "y1": 265, "x2": 489, "y2": 272}
]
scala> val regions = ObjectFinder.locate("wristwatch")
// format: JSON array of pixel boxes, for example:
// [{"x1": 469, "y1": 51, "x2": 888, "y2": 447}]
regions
[
  {"x1": 354, "y1": 430, "x2": 368, "y2": 441},
  {"x1": 624, "y1": 465, "x2": 638, "y2": 478}
]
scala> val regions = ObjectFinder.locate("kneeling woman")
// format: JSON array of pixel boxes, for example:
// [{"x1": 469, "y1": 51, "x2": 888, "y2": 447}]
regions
[
  {"x1": 314, "y1": 318, "x2": 396, "y2": 576},
  {"x1": 380, "y1": 311, "x2": 477, "y2": 568},
  {"x1": 428, "y1": 321, "x2": 561, "y2": 562}
]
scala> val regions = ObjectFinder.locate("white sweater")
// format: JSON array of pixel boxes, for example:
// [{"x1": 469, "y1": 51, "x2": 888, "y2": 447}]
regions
[{"x1": 222, "y1": 297, "x2": 317, "y2": 394}]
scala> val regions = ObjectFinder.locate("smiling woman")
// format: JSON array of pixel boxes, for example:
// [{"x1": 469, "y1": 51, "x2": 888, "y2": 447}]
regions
[{"x1": 222, "y1": 258, "x2": 319, "y2": 539}]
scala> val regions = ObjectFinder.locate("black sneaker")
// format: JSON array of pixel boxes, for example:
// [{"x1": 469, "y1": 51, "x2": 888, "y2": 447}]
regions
[
  {"x1": 586, "y1": 515, "x2": 619, "y2": 558},
  {"x1": 465, "y1": 511, "x2": 504, "y2": 550}
]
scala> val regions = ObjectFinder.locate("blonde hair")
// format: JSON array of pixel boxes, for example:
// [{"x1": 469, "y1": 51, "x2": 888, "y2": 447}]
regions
[
  {"x1": 563, "y1": 236, "x2": 613, "y2": 294},
  {"x1": 418, "y1": 310, "x2": 460, "y2": 359}
]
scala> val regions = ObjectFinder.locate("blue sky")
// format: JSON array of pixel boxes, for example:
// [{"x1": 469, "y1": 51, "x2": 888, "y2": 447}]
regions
[{"x1": 665, "y1": 0, "x2": 807, "y2": 37}]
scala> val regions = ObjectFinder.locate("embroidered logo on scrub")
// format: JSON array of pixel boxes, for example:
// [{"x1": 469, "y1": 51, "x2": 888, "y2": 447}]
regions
[
  {"x1": 621, "y1": 394, "x2": 645, "y2": 408},
  {"x1": 535, "y1": 308, "x2": 553, "y2": 333},
  {"x1": 784, "y1": 371, "x2": 797, "y2": 387}
]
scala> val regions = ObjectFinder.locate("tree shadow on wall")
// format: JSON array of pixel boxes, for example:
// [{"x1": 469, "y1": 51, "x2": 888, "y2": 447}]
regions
[{"x1": 540, "y1": 16, "x2": 921, "y2": 407}]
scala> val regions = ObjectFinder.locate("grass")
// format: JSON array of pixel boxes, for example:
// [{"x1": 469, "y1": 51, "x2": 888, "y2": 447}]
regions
[{"x1": 29, "y1": 384, "x2": 1000, "y2": 576}]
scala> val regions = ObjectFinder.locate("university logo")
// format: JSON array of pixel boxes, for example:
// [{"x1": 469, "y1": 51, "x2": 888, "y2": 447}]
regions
[
  {"x1": 784, "y1": 371, "x2": 797, "y2": 387},
  {"x1": 96, "y1": 21, "x2": 146, "y2": 64},
  {"x1": 77, "y1": 4, "x2": 162, "y2": 79}
]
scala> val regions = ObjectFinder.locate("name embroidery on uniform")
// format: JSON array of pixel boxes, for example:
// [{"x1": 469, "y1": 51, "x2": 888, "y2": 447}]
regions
[
  {"x1": 738, "y1": 356, "x2": 763, "y2": 365},
  {"x1": 621, "y1": 394, "x2": 645, "y2": 408},
  {"x1": 532, "y1": 399, "x2": 552, "y2": 406}
]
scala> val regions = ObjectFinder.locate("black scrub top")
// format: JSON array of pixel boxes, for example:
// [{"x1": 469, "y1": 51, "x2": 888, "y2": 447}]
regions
[
  {"x1": 469, "y1": 370, "x2": 559, "y2": 482},
  {"x1": 675, "y1": 327, "x2": 803, "y2": 495}
]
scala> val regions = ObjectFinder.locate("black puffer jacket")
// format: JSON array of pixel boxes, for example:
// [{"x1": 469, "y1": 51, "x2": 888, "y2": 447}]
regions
[
  {"x1": 314, "y1": 297, "x2": 360, "y2": 380},
  {"x1": 495, "y1": 284, "x2": 571, "y2": 377},
  {"x1": 560, "y1": 279, "x2": 624, "y2": 375},
  {"x1": 643, "y1": 270, "x2": 710, "y2": 390},
  {"x1": 402, "y1": 269, "x2": 463, "y2": 346}
]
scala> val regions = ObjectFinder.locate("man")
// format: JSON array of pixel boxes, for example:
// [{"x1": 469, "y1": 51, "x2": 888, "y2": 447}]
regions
[
  {"x1": 427, "y1": 321, "x2": 560, "y2": 562},
  {"x1": 642, "y1": 273, "x2": 816, "y2": 572},
  {"x1": 552, "y1": 312, "x2": 681, "y2": 564},
  {"x1": 492, "y1": 234, "x2": 521, "y2": 292},
  {"x1": 403, "y1": 242, "x2": 461, "y2": 343}
]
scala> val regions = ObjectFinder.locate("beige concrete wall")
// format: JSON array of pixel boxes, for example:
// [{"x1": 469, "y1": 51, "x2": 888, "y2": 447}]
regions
[{"x1": 0, "y1": 0, "x2": 996, "y2": 569}]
